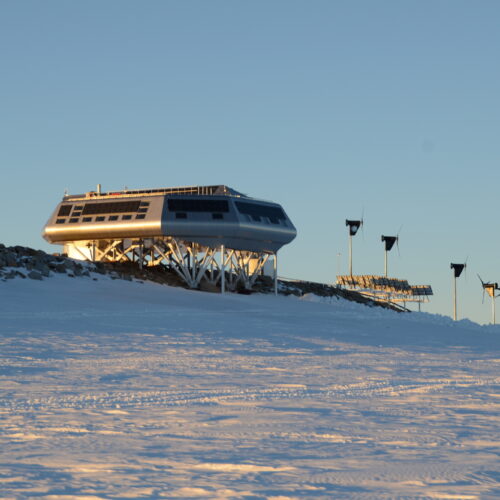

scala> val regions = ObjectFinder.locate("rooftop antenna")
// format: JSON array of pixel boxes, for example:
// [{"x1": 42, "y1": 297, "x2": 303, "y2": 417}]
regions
[
  {"x1": 346, "y1": 217, "x2": 363, "y2": 276},
  {"x1": 450, "y1": 262, "x2": 466, "y2": 321},
  {"x1": 478, "y1": 275, "x2": 500, "y2": 324}
]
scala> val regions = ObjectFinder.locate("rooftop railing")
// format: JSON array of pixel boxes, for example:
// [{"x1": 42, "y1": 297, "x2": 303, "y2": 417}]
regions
[{"x1": 64, "y1": 185, "x2": 244, "y2": 201}]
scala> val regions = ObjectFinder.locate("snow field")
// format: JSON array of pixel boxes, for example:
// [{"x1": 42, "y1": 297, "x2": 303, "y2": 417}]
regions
[{"x1": 0, "y1": 274, "x2": 499, "y2": 499}]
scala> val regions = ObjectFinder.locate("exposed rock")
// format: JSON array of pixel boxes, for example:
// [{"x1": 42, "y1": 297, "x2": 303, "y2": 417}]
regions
[
  {"x1": 5, "y1": 255, "x2": 17, "y2": 267},
  {"x1": 52, "y1": 263, "x2": 67, "y2": 273},
  {"x1": 0, "y1": 243, "x2": 401, "y2": 312},
  {"x1": 199, "y1": 280, "x2": 220, "y2": 293}
]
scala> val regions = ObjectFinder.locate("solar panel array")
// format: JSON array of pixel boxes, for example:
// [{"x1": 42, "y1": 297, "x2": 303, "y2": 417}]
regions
[{"x1": 337, "y1": 275, "x2": 433, "y2": 301}]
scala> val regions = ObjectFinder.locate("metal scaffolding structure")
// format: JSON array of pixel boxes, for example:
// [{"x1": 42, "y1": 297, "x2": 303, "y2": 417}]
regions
[{"x1": 64, "y1": 237, "x2": 277, "y2": 293}]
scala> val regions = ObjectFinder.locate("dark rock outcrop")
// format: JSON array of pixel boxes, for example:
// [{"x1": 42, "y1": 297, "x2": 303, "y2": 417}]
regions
[{"x1": 0, "y1": 244, "x2": 401, "y2": 311}]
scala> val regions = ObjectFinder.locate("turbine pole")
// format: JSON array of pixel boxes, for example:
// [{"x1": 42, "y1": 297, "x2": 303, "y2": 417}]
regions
[
  {"x1": 349, "y1": 233, "x2": 353, "y2": 276},
  {"x1": 450, "y1": 263, "x2": 466, "y2": 321},
  {"x1": 492, "y1": 295, "x2": 496, "y2": 325},
  {"x1": 346, "y1": 220, "x2": 362, "y2": 278},
  {"x1": 453, "y1": 274, "x2": 457, "y2": 321}
]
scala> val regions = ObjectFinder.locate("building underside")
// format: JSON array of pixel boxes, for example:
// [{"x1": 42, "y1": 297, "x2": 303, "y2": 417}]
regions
[{"x1": 64, "y1": 237, "x2": 278, "y2": 293}]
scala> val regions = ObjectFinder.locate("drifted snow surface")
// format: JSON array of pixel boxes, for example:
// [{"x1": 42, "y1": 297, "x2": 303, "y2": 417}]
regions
[{"x1": 0, "y1": 273, "x2": 499, "y2": 499}]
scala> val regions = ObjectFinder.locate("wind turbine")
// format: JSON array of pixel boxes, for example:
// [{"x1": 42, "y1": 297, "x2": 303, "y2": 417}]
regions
[
  {"x1": 381, "y1": 235, "x2": 399, "y2": 277},
  {"x1": 346, "y1": 218, "x2": 363, "y2": 276},
  {"x1": 450, "y1": 262, "x2": 466, "y2": 321},
  {"x1": 478, "y1": 275, "x2": 500, "y2": 324}
]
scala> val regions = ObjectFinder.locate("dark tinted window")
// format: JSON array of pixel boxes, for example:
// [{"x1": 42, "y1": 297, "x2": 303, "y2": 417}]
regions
[
  {"x1": 175, "y1": 212, "x2": 187, "y2": 219},
  {"x1": 82, "y1": 201, "x2": 141, "y2": 215},
  {"x1": 109, "y1": 215, "x2": 119, "y2": 221},
  {"x1": 212, "y1": 213, "x2": 224, "y2": 220},
  {"x1": 136, "y1": 214, "x2": 146, "y2": 219},
  {"x1": 235, "y1": 202, "x2": 286, "y2": 221},
  {"x1": 122, "y1": 214, "x2": 132, "y2": 220},
  {"x1": 58, "y1": 205, "x2": 72, "y2": 216},
  {"x1": 138, "y1": 208, "x2": 148, "y2": 213},
  {"x1": 74, "y1": 205, "x2": 84, "y2": 210},
  {"x1": 168, "y1": 198, "x2": 229, "y2": 213},
  {"x1": 56, "y1": 219, "x2": 66, "y2": 224},
  {"x1": 139, "y1": 201, "x2": 150, "y2": 207},
  {"x1": 82, "y1": 217, "x2": 92, "y2": 222},
  {"x1": 69, "y1": 218, "x2": 79, "y2": 223},
  {"x1": 96, "y1": 216, "x2": 105, "y2": 221}
]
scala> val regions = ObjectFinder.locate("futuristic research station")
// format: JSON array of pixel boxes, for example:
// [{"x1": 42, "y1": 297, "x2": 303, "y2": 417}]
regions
[{"x1": 43, "y1": 184, "x2": 297, "y2": 292}]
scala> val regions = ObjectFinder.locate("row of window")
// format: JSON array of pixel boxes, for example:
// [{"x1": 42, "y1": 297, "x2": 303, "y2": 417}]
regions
[
  {"x1": 55, "y1": 211, "x2": 283, "y2": 226},
  {"x1": 56, "y1": 199, "x2": 287, "y2": 225},
  {"x1": 167, "y1": 198, "x2": 229, "y2": 213},
  {"x1": 235, "y1": 201, "x2": 286, "y2": 223},
  {"x1": 55, "y1": 214, "x2": 147, "y2": 224},
  {"x1": 174, "y1": 212, "x2": 224, "y2": 220},
  {"x1": 167, "y1": 199, "x2": 285, "y2": 225},
  {"x1": 57, "y1": 201, "x2": 150, "y2": 217},
  {"x1": 172, "y1": 212, "x2": 280, "y2": 224}
]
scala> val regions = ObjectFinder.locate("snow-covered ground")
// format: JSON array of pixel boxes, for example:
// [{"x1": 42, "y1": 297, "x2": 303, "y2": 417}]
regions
[{"x1": 0, "y1": 273, "x2": 499, "y2": 499}]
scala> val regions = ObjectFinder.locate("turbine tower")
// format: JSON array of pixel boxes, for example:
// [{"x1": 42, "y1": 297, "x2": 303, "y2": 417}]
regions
[
  {"x1": 478, "y1": 275, "x2": 500, "y2": 324},
  {"x1": 381, "y1": 235, "x2": 398, "y2": 277},
  {"x1": 346, "y1": 219, "x2": 362, "y2": 276},
  {"x1": 450, "y1": 263, "x2": 466, "y2": 321}
]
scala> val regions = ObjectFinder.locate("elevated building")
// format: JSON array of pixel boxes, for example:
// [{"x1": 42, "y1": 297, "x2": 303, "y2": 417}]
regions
[{"x1": 43, "y1": 184, "x2": 297, "y2": 291}]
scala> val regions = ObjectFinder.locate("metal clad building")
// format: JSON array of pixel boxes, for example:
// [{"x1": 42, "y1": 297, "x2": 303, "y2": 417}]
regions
[{"x1": 43, "y1": 185, "x2": 296, "y2": 253}]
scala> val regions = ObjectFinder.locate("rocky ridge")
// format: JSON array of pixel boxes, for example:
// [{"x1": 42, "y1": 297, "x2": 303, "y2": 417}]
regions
[{"x1": 0, "y1": 244, "x2": 402, "y2": 312}]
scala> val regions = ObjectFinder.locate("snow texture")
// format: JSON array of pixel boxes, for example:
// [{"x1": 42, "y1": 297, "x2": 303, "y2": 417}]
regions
[{"x1": 0, "y1": 273, "x2": 499, "y2": 499}]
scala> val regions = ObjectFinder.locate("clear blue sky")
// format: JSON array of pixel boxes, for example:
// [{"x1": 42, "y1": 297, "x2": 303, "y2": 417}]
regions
[{"x1": 1, "y1": 0, "x2": 499, "y2": 324}]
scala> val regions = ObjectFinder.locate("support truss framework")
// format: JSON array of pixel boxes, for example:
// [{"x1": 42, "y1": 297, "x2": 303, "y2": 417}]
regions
[{"x1": 64, "y1": 237, "x2": 277, "y2": 292}]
